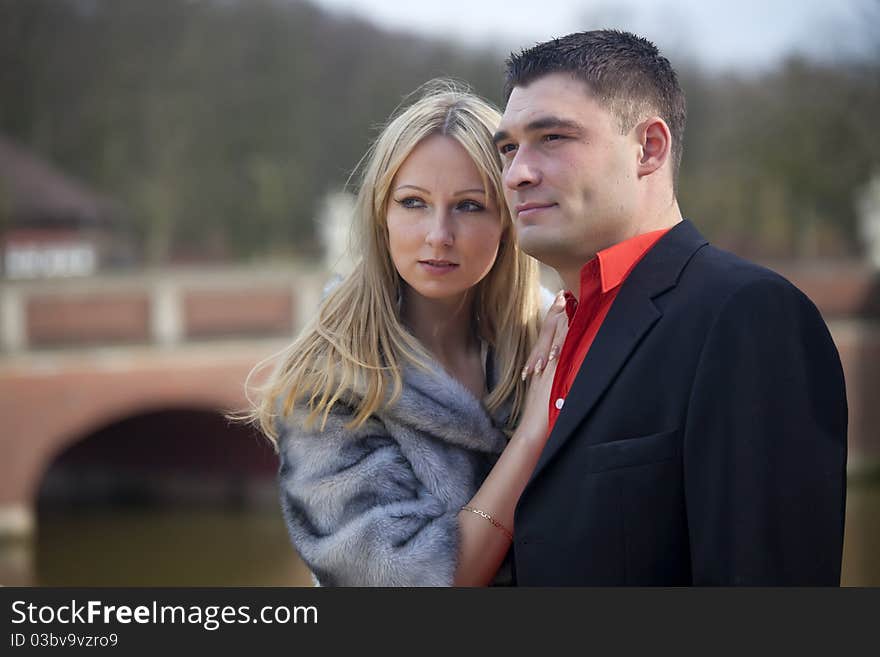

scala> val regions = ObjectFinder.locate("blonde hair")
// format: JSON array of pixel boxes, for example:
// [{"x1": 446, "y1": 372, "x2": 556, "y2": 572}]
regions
[{"x1": 249, "y1": 80, "x2": 541, "y2": 443}]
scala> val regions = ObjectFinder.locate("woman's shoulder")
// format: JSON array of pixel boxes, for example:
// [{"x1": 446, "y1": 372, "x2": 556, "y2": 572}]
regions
[
  {"x1": 275, "y1": 395, "x2": 381, "y2": 445},
  {"x1": 276, "y1": 364, "x2": 507, "y2": 457},
  {"x1": 386, "y1": 362, "x2": 509, "y2": 454},
  {"x1": 538, "y1": 284, "x2": 560, "y2": 315}
]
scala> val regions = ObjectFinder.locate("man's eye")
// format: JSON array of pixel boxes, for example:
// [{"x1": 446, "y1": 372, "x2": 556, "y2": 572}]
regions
[
  {"x1": 498, "y1": 143, "x2": 517, "y2": 155},
  {"x1": 543, "y1": 134, "x2": 564, "y2": 143},
  {"x1": 457, "y1": 200, "x2": 485, "y2": 212},
  {"x1": 397, "y1": 197, "x2": 426, "y2": 209}
]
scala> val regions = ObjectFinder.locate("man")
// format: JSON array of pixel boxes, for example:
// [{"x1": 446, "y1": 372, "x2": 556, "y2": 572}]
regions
[{"x1": 495, "y1": 30, "x2": 848, "y2": 585}]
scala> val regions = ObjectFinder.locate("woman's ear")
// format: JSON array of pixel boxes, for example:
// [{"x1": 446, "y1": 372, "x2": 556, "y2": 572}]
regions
[{"x1": 635, "y1": 116, "x2": 671, "y2": 178}]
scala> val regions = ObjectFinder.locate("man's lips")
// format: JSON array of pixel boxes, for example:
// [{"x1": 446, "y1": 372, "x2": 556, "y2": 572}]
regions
[{"x1": 515, "y1": 202, "x2": 556, "y2": 217}]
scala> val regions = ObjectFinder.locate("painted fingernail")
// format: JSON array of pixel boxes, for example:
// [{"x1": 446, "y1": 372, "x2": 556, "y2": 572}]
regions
[
  {"x1": 521, "y1": 366, "x2": 530, "y2": 381},
  {"x1": 548, "y1": 345, "x2": 560, "y2": 362},
  {"x1": 533, "y1": 358, "x2": 544, "y2": 376}
]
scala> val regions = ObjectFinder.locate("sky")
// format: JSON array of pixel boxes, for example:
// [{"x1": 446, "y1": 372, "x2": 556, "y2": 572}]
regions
[{"x1": 311, "y1": 0, "x2": 874, "y2": 71}]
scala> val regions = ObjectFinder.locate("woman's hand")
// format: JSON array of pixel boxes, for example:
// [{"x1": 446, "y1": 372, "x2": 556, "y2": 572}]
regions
[
  {"x1": 454, "y1": 295, "x2": 570, "y2": 586},
  {"x1": 515, "y1": 292, "x2": 569, "y2": 443},
  {"x1": 521, "y1": 291, "x2": 568, "y2": 381}
]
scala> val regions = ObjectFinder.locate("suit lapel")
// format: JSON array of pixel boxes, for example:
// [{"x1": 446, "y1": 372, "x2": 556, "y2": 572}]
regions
[
  {"x1": 526, "y1": 220, "x2": 709, "y2": 485},
  {"x1": 528, "y1": 277, "x2": 660, "y2": 481}
]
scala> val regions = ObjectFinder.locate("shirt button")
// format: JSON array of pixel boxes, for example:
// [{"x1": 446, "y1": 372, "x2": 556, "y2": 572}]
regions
[{"x1": 555, "y1": 398, "x2": 565, "y2": 410}]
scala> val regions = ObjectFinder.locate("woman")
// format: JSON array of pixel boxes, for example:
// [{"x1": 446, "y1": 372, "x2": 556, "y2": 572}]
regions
[{"x1": 249, "y1": 81, "x2": 565, "y2": 586}]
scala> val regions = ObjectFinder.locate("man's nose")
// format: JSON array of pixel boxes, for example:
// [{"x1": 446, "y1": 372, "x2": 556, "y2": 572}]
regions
[
  {"x1": 425, "y1": 210, "x2": 454, "y2": 247},
  {"x1": 503, "y1": 150, "x2": 541, "y2": 190}
]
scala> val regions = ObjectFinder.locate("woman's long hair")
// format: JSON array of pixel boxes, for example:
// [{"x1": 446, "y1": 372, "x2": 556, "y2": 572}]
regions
[{"x1": 248, "y1": 80, "x2": 541, "y2": 444}]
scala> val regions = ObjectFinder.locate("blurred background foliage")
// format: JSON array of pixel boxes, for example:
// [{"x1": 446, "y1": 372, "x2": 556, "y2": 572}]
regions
[{"x1": 1, "y1": 0, "x2": 878, "y2": 265}]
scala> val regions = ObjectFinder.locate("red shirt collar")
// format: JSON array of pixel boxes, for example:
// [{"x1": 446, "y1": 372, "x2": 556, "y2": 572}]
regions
[
  {"x1": 565, "y1": 228, "x2": 672, "y2": 318},
  {"x1": 590, "y1": 227, "x2": 671, "y2": 291}
]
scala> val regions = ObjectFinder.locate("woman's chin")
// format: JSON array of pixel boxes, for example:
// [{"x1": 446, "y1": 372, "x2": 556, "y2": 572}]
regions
[{"x1": 405, "y1": 281, "x2": 473, "y2": 305}]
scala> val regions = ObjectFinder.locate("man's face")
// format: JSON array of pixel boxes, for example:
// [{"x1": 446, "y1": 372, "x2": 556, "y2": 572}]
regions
[{"x1": 496, "y1": 73, "x2": 641, "y2": 270}]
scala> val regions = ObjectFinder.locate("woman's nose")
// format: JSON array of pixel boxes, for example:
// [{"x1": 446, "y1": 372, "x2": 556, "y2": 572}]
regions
[{"x1": 425, "y1": 210, "x2": 454, "y2": 247}]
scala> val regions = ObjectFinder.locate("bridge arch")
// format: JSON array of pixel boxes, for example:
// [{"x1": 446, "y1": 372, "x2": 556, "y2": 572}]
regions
[
  {"x1": 0, "y1": 342, "x2": 286, "y2": 532},
  {"x1": 29, "y1": 403, "x2": 308, "y2": 586}
]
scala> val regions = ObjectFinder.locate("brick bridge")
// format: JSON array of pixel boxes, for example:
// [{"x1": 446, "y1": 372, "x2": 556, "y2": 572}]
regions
[
  {"x1": 0, "y1": 265, "x2": 326, "y2": 536},
  {"x1": 1, "y1": 262, "x2": 879, "y2": 538}
]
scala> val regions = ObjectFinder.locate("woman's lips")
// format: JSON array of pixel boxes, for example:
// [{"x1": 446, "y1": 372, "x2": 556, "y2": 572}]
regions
[{"x1": 418, "y1": 260, "x2": 459, "y2": 275}]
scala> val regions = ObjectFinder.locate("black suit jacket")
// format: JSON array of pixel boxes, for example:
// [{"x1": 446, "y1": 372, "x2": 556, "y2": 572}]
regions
[{"x1": 512, "y1": 220, "x2": 848, "y2": 585}]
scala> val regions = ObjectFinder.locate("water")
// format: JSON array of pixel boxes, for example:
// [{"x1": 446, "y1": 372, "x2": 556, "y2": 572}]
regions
[
  {"x1": 33, "y1": 508, "x2": 313, "y2": 587},
  {"x1": 0, "y1": 482, "x2": 875, "y2": 586},
  {"x1": 841, "y1": 479, "x2": 880, "y2": 587}
]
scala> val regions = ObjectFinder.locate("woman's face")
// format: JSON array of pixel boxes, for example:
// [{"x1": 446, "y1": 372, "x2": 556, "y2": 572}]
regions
[{"x1": 387, "y1": 134, "x2": 503, "y2": 305}]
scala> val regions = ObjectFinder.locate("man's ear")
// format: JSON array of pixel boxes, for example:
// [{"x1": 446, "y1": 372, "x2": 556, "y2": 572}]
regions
[{"x1": 635, "y1": 116, "x2": 671, "y2": 178}]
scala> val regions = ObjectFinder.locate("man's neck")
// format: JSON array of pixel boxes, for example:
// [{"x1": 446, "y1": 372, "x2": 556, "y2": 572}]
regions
[{"x1": 558, "y1": 203, "x2": 683, "y2": 296}]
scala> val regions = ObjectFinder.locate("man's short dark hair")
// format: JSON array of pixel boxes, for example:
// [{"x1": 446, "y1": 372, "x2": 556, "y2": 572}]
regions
[{"x1": 504, "y1": 30, "x2": 687, "y2": 186}]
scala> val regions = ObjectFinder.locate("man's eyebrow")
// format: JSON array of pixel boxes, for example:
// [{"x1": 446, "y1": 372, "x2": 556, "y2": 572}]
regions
[
  {"x1": 493, "y1": 116, "x2": 585, "y2": 144},
  {"x1": 492, "y1": 130, "x2": 510, "y2": 145},
  {"x1": 528, "y1": 116, "x2": 584, "y2": 133}
]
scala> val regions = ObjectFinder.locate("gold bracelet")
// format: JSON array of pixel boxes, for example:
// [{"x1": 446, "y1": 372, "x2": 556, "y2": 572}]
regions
[{"x1": 461, "y1": 505, "x2": 513, "y2": 541}]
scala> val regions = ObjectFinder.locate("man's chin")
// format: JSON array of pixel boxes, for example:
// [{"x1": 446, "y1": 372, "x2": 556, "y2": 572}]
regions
[{"x1": 516, "y1": 229, "x2": 566, "y2": 265}]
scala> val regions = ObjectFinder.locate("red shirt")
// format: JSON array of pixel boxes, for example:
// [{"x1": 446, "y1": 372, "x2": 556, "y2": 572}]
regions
[{"x1": 547, "y1": 228, "x2": 672, "y2": 432}]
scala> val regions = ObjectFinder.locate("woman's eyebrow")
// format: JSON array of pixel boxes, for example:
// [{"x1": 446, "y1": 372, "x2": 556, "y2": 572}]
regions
[
  {"x1": 394, "y1": 184, "x2": 430, "y2": 193},
  {"x1": 394, "y1": 185, "x2": 486, "y2": 196}
]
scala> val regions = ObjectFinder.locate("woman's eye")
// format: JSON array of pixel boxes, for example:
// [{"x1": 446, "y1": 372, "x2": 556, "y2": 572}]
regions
[
  {"x1": 397, "y1": 197, "x2": 426, "y2": 209},
  {"x1": 457, "y1": 200, "x2": 484, "y2": 213}
]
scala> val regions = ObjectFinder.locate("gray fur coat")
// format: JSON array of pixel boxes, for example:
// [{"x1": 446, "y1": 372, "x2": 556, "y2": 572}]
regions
[{"x1": 276, "y1": 356, "x2": 511, "y2": 587}]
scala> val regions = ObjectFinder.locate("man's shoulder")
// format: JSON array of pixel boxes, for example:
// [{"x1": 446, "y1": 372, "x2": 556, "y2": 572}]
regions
[
  {"x1": 639, "y1": 220, "x2": 798, "y2": 302},
  {"x1": 671, "y1": 243, "x2": 828, "y2": 334},
  {"x1": 685, "y1": 243, "x2": 802, "y2": 299}
]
